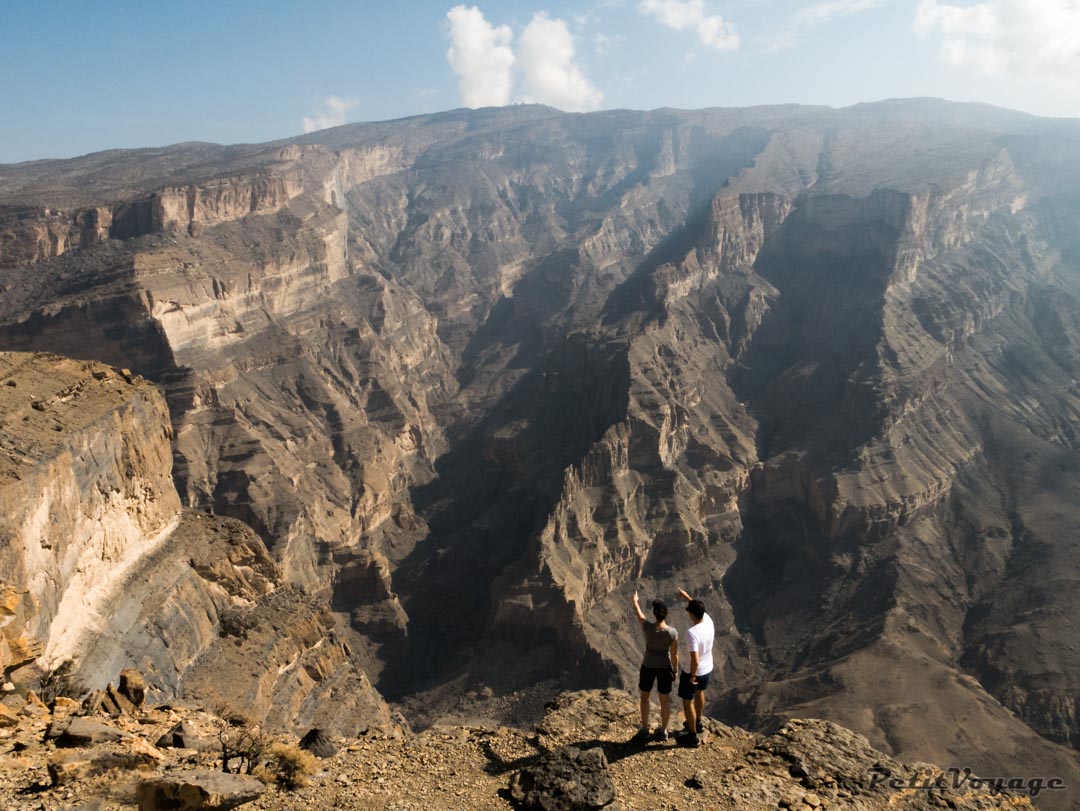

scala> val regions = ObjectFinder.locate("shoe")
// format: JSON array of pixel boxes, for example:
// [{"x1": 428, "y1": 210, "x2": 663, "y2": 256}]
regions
[
  {"x1": 630, "y1": 727, "x2": 651, "y2": 743},
  {"x1": 675, "y1": 732, "x2": 700, "y2": 748},
  {"x1": 653, "y1": 728, "x2": 669, "y2": 742},
  {"x1": 696, "y1": 721, "x2": 704, "y2": 734}
]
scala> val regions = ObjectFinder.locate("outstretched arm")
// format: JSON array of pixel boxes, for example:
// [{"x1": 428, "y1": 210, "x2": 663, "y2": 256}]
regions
[
  {"x1": 677, "y1": 587, "x2": 693, "y2": 603},
  {"x1": 631, "y1": 590, "x2": 647, "y2": 627}
]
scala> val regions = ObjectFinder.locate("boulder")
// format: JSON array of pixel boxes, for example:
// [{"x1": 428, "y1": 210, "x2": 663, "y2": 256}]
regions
[
  {"x1": 48, "y1": 738, "x2": 160, "y2": 785},
  {"x1": 299, "y1": 727, "x2": 337, "y2": 759},
  {"x1": 107, "y1": 683, "x2": 137, "y2": 715},
  {"x1": 509, "y1": 746, "x2": 616, "y2": 810},
  {"x1": 119, "y1": 669, "x2": 146, "y2": 706},
  {"x1": 0, "y1": 702, "x2": 18, "y2": 727},
  {"x1": 135, "y1": 771, "x2": 265, "y2": 810},
  {"x1": 155, "y1": 720, "x2": 217, "y2": 752},
  {"x1": 50, "y1": 696, "x2": 82, "y2": 717},
  {"x1": 46, "y1": 717, "x2": 129, "y2": 747}
]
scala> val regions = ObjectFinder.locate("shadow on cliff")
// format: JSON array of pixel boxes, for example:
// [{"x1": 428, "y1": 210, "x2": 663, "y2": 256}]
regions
[
  {"x1": 715, "y1": 487, "x2": 900, "y2": 729},
  {"x1": 374, "y1": 332, "x2": 631, "y2": 701}
]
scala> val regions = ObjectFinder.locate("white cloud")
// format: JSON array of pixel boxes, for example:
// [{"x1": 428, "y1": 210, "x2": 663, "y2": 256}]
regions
[
  {"x1": 445, "y1": 5, "x2": 515, "y2": 107},
  {"x1": 637, "y1": 0, "x2": 740, "y2": 52},
  {"x1": 517, "y1": 12, "x2": 604, "y2": 111},
  {"x1": 914, "y1": 0, "x2": 1080, "y2": 82},
  {"x1": 791, "y1": 0, "x2": 891, "y2": 27},
  {"x1": 302, "y1": 96, "x2": 357, "y2": 134},
  {"x1": 760, "y1": 0, "x2": 892, "y2": 53}
]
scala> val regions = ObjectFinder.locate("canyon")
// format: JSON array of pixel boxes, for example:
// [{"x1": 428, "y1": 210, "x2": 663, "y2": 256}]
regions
[{"x1": 0, "y1": 99, "x2": 1078, "y2": 807}]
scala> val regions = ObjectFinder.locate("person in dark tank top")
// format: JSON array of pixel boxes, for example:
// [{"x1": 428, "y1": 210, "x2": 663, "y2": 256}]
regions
[{"x1": 631, "y1": 590, "x2": 679, "y2": 742}]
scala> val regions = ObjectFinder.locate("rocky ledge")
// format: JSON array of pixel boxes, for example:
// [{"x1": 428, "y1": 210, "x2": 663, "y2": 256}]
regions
[{"x1": 0, "y1": 688, "x2": 1043, "y2": 810}]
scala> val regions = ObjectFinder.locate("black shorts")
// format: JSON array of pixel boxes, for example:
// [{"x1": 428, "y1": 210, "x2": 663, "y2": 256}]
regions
[
  {"x1": 639, "y1": 665, "x2": 674, "y2": 695},
  {"x1": 677, "y1": 670, "x2": 711, "y2": 700}
]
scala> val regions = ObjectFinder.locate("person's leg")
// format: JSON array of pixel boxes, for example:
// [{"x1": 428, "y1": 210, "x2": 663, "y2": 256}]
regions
[
  {"x1": 682, "y1": 697, "x2": 696, "y2": 732},
  {"x1": 634, "y1": 667, "x2": 655, "y2": 739},
  {"x1": 675, "y1": 671, "x2": 699, "y2": 746},
  {"x1": 694, "y1": 690, "x2": 705, "y2": 730},
  {"x1": 655, "y1": 668, "x2": 673, "y2": 732}
]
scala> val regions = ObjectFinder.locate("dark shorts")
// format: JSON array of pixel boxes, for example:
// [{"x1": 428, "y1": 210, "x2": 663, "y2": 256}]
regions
[
  {"x1": 638, "y1": 665, "x2": 675, "y2": 695},
  {"x1": 677, "y1": 670, "x2": 711, "y2": 700}
]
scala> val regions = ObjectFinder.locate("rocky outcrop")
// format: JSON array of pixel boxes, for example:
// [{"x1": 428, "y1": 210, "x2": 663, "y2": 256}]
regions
[
  {"x1": 0, "y1": 206, "x2": 114, "y2": 266},
  {"x1": 136, "y1": 771, "x2": 266, "y2": 811},
  {"x1": 0, "y1": 582, "x2": 41, "y2": 674},
  {"x1": 0, "y1": 353, "x2": 181, "y2": 669},
  {"x1": 150, "y1": 168, "x2": 305, "y2": 235},
  {"x1": 0, "y1": 352, "x2": 389, "y2": 732},
  {"x1": 508, "y1": 745, "x2": 616, "y2": 810},
  {"x1": 0, "y1": 687, "x2": 1043, "y2": 809}
]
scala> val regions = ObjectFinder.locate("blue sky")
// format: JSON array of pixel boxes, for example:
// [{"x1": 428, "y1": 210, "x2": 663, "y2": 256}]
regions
[{"x1": 1, "y1": 0, "x2": 1077, "y2": 162}]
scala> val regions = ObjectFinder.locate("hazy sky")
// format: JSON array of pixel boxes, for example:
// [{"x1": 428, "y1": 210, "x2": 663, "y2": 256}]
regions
[{"x1": 1, "y1": 0, "x2": 1077, "y2": 162}]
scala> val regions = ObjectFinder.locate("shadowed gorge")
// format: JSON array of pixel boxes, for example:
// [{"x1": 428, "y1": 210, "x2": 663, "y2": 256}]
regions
[{"x1": 1, "y1": 100, "x2": 1079, "y2": 808}]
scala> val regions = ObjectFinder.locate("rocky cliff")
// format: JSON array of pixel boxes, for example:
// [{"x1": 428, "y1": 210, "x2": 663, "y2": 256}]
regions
[
  {"x1": 0, "y1": 353, "x2": 181, "y2": 669},
  {"x1": 0, "y1": 352, "x2": 389, "y2": 733},
  {"x1": 0, "y1": 100, "x2": 1078, "y2": 807}
]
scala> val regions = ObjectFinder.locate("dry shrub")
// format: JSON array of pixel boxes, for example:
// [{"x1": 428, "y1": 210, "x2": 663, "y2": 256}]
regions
[
  {"x1": 217, "y1": 711, "x2": 315, "y2": 789},
  {"x1": 39, "y1": 659, "x2": 79, "y2": 703},
  {"x1": 259, "y1": 743, "x2": 316, "y2": 789},
  {"x1": 220, "y1": 725, "x2": 270, "y2": 775}
]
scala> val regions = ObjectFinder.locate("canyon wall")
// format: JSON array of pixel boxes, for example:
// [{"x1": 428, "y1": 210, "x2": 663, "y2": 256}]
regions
[
  {"x1": 0, "y1": 353, "x2": 181, "y2": 665},
  {"x1": 0, "y1": 100, "x2": 1077, "y2": 805},
  {"x1": 0, "y1": 352, "x2": 389, "y2": 733}
]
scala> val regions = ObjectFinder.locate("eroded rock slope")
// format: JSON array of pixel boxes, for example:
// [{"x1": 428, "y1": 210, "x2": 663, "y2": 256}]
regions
[{"x1": 0, "y1": 352, "x2": 388, "y2": 733}]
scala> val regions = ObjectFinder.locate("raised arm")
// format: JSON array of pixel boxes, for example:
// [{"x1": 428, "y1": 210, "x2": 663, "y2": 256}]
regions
[
  {"x1": 677, "y1": 586, "x2": 693, "y2": 603},
  {"x1": 631, "y1": 590, "x2": 646, "y2": 627}
]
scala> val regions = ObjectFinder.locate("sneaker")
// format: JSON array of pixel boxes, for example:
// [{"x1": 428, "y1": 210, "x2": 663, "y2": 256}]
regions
[
  {"x1": 696, "y1": 721, "x2": 705, "y2": 734},
  {"x1": 653, "y1": 728, "x2": 669, "y2": 742},
  {"x1": 675, "y1": 732, "x2": 700, "y2": 748},
  {"x1": 630, "y1": 727, "x2": 651, "y2": 743}
]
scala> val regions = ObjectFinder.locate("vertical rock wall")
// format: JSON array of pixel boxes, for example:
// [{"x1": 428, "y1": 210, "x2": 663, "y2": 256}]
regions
[{"x1": 0, "y1": 354, "x2": 180, "y2": 668}]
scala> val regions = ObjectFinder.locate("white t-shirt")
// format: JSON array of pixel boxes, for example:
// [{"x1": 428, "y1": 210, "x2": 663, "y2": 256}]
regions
[{"x1": 681, "y1": 612, "x2": 715, "y2": 676}]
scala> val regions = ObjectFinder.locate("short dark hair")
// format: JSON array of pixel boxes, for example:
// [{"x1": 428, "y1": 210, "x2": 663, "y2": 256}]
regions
[
  {"x1": 686, "y1": 599, "x2": 705, "y2": 620},
  {"x1": 652, "y1": 600, "x2": 668, "y2": 621}
]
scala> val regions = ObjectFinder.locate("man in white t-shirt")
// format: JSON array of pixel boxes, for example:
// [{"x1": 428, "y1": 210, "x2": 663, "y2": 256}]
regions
[{"x1": 674, "y1": 586, "x2": 714, "y2": 748}]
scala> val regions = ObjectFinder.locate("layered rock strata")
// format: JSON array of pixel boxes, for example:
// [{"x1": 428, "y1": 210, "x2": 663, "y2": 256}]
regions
[
  {"x1": 0, "y1": 352, "x2": 388, "y2": 732},
  {"x1": 0, "y1": 100, "x2": 1077, "y2": 806}
]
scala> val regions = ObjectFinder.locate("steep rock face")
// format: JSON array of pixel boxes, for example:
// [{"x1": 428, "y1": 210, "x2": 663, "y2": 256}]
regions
[
  {"x1": 0, "y1": 101, "x2": 1078, "y2": 805},
  {"x1": 0, "y1": 352, "x2": 389, "y2": 731},
  {"x1": 0, "y1": 353, "x2": 181, "y2": 667},
  {"x1": 150, "y1": 167, "x2": 306, "y2": 234}
]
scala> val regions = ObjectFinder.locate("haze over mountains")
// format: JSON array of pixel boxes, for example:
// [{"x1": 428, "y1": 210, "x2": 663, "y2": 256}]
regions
[{"x1": 0, "y1": 99, "x2": 1078, "y2": 806}]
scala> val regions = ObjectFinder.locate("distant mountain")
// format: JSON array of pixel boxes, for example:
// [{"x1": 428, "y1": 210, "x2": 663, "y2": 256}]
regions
[{"x1": 1, "y1": 99, "x2": 1078, "y2": 808}]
